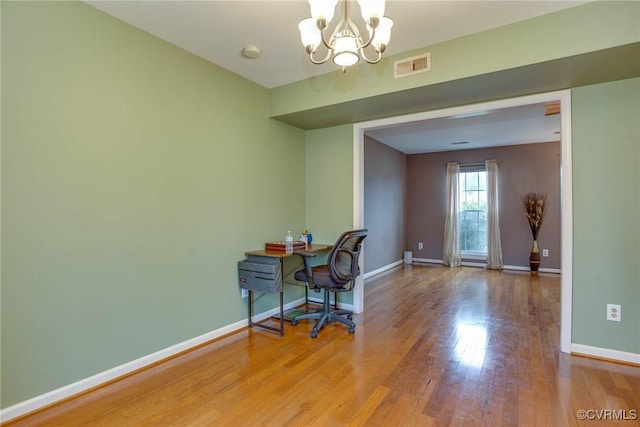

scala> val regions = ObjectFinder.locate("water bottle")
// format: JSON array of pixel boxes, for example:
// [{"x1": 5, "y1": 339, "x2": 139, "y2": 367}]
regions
[{"x1": 285, "y1": 230, "x2": 293, "y2": 254}]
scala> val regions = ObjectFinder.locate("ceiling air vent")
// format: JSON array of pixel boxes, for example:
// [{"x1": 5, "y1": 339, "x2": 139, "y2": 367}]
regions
[{"x1": 394, "y1": 52, "x2": 431, "y2": 79}]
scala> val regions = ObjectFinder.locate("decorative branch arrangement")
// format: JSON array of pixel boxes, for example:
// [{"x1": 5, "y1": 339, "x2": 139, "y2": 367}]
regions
[{"x1": 522, "y1": 192, "x2": 547, "y2": 239}]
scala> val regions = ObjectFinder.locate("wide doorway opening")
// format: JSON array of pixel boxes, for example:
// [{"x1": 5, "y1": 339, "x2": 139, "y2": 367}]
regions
[{"x1": 352, "y1": 90, "x2": 573, "y2": 353}]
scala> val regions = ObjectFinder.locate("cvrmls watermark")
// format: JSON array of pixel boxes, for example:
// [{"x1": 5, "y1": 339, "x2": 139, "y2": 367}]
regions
[{"x1": 576, "y1": 409, "x2": 638, "y2": 421}]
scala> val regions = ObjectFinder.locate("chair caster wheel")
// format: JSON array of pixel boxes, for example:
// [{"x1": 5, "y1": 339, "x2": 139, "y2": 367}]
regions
[
  {"x1": 348, "y1": 328, "x2": 355, "y2": 334},
  {"x1": 291, "y1": 320, "x2": 297, "y2": 326},
  {"x1": 310, "y1": 330, "x2": 318, "y2": 338}
]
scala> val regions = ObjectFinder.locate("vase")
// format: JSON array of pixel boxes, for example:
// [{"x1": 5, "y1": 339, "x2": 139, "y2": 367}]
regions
[{"x1": 529, "y1": 239, "x2": 540, "y2": 274}]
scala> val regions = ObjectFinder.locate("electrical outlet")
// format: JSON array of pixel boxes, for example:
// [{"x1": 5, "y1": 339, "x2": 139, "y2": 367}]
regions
[
  {"x1": 542, "y1": 249, "x2": 549, "y2": 257},
  {"x1": 241, "y1": 288, "x2": 248, "y2": 299},
  {"x1": 418, "y1": 242, "x2": 423, "y2": 251},
  {"x1": 607, "y1": 304, "x2": 621, "y2": 322}
]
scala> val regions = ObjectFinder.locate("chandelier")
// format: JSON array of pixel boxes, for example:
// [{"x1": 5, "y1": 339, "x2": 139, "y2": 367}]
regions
[{"x1": 298, "y1": 0, "x2": 393, "y2": 70}]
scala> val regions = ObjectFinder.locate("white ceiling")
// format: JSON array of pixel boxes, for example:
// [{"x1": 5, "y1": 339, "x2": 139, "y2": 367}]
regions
[
  {"x1": 86, "y1": 0, "x2": 587, "y2": 89},
  {"x1": 85, "y1": 0, "x2": 578, "y2": 152},
  {"x1": 366, "y1": 102, "x2": 561, "y2": 154}
]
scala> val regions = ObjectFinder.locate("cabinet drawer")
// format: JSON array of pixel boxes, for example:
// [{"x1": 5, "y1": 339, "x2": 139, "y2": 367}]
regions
[{"x1": 237, "y1": 259, "x2": 282, "y2": 293}]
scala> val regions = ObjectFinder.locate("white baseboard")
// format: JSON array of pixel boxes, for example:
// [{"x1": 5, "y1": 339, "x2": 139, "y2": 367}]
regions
[
  {"x1": 414, "y1": 258, "x2": 561, "y2": 274},
  {"x1": 363, "y1": 259, "x2": 403, "y2": 279},
  {"x1": 0, "y1": 298, "x2": 305, "y2": 423},
  {"x1": 503, "y1": 264, "x2": 562, "y2": 274},
  {"x1": 414, "y1": 257, "x2": 442, "y2": 265},
  {"x1": 571, "y1": 343, "x2": 640, "y2": 365},
  {"x1": 415, "y1": 258, "x2": 488, "y2": 268}
]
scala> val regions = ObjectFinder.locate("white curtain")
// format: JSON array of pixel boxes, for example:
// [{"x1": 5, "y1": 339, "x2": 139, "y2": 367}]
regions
[
  {"x1": 485, "y1": 159, "x2": 503, "y2": 270},
  {"x1": 443, "y1": 162, "x2": 461, "y2": 267}
]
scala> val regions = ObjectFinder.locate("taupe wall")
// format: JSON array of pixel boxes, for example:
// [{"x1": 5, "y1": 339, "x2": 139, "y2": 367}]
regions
[
  {"x1": 406, "y1": 142, "x2": 561, "y2": 269},
  {"x1": 364, "y1": 136, "x2": 407, "y2": 273}
]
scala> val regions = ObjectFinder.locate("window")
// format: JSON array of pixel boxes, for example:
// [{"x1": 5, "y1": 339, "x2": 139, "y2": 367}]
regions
[{"x1": 459, "y1": 167, "x2": 487, "y2": 256}]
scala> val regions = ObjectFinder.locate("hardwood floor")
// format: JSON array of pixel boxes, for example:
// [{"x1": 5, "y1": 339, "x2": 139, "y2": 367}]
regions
[{"x1": 7, "y1": 265, "x2": 640, "y2": 426}]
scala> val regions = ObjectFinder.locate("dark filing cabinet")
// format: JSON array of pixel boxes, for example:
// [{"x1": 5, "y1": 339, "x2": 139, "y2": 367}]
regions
[{"x1": 237, "y1": 255, "x2": 284, "y2": 335}]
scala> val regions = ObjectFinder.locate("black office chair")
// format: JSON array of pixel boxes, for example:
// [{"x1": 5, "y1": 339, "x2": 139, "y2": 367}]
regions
[{"x1": 291, "y1": 229, "x2": 368, "y2": 338}]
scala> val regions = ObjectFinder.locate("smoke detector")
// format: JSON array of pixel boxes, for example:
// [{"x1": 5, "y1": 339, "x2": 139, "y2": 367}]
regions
[{"x1": 243, "y1": 45, "x2": 261, "y2": 59}]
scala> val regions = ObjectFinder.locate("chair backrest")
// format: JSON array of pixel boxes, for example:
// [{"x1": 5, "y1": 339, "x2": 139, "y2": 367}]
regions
[{"x1": 327, "y1": 229, "x2": 368, "y2": 285}]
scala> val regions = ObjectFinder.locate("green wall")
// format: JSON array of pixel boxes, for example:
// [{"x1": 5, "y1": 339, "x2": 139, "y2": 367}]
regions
[
  {"x1": 1, "y1": 1, "x2": 305, "y2": 407},
  {"x1": 572, "y1": 78, "x2": 640, "y2": 353},
  {"x1": 304, "y1": 125, "x2": 355, "y2": 304},
  {"x1": 305, "y1": 125, "x2": 354, "y2": 241}
]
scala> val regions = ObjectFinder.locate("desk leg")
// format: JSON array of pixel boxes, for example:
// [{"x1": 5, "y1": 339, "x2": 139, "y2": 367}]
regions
[
  {"x1": 248, "y1": 289, "x2": 254, "y2": 328},
  {"x1": 247, "y1": 289, "x2": 284, "y2": 336},
  {"x1": 278, "y1": 291, "x2": 284, "y2": 335}
]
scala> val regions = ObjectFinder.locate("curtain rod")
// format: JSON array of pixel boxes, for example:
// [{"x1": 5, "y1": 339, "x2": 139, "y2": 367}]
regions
[{"x1": 445, "y1": 160, "x2": 500, "y2": 168}]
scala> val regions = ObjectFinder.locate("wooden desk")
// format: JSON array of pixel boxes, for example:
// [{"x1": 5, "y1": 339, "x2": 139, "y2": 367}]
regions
[
  {"x1": 242, "y1": 244, "x2": 331, "y2": 335},
  {"x1": 245, "y1": 243, "x2": 331, "y2": 259}
]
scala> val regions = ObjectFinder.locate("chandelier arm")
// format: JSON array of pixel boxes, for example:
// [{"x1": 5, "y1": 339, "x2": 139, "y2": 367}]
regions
[
  {"x1": 316, "y1": 0, "x2": 350, "y2": 57},
  {"x1": 354, "y1": 16, "x2": 382, "y2": 64},
  {"x1": 319, "y1": 26, "x2": 334, "y2": 51},
  {"x1": 309, "y1": 48, "x2": 333, "y2": 65},
  {"x1": 350, "y1": 19, "x2": 375, "y2": 51},
  {"x1": 322, "y1": 0, "x2": 350, "y2": 50},
  {"x1": 359, "y1": 47, "x2": 383, "y2": 64}
]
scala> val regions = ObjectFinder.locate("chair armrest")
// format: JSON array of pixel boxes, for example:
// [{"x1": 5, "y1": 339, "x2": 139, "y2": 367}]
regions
[
  {"x1": 293, "y1": 250, "x2": 317, "y2": 258},
  {"x1": 293, "y1": 250, "x2": 316, "y2": 284}
]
